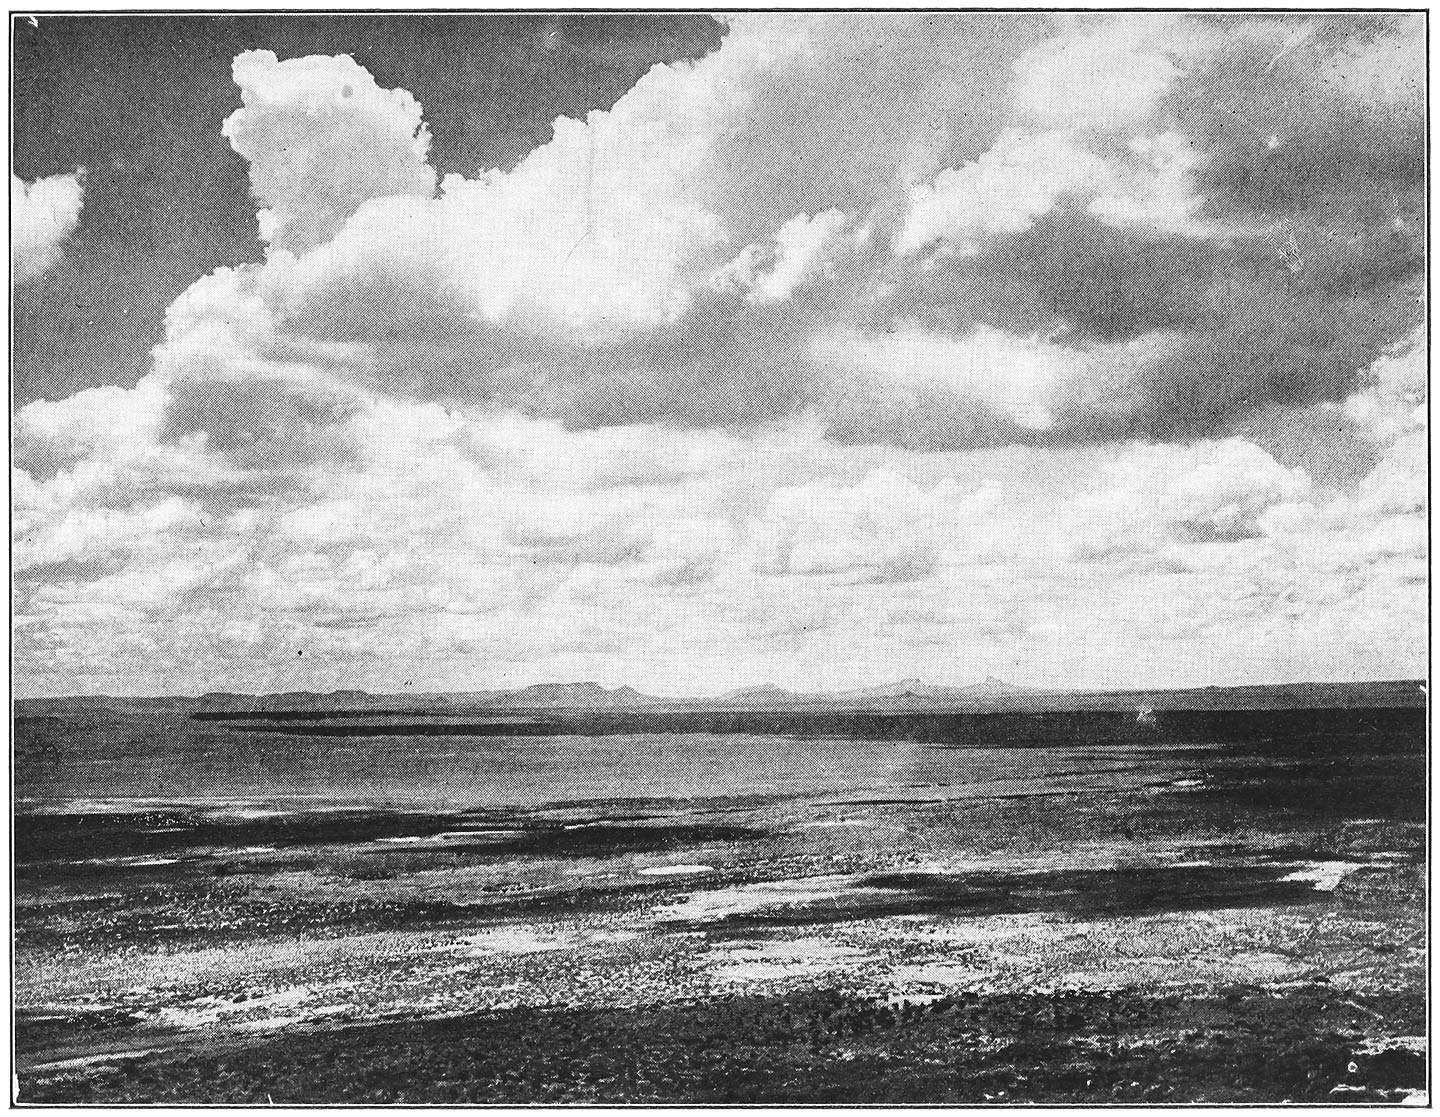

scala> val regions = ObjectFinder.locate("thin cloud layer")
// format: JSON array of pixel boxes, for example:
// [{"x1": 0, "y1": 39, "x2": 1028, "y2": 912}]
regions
[{"x1": 12, "y1": 13, "x2": 1426, "y2": 695}]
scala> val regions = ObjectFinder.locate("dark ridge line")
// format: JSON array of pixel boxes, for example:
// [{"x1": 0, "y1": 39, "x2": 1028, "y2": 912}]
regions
[
  {"x1": 190, "y1": 709, "x2": 524, "y2": 722},
  {"x1": 231, "y1": 722, "x2": 565, "y2": 737},
  {"x1": 200, "y1": 706, "x2": 1427, "y2": 750},
  {"x1": 195, "y1": 703, "x2": 1427, "y2": 722}
]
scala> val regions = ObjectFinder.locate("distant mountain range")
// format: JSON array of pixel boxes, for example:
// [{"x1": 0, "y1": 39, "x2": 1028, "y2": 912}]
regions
[
  {"x1": 713, "y1": 676, "x2": 1041, "y2": 706},
  {"x1": 15, "y1": 677, "x2": 1425, "y2": 716},
  {"x1": 492, "y1": 682, "x2": 658, "y2": 709},
  {"x1": 832, "y1": 676, "x2": 1035, "y2": 701},
  {"x1": 187, "y1": 677, "x2": 1047, "y2": 712}
]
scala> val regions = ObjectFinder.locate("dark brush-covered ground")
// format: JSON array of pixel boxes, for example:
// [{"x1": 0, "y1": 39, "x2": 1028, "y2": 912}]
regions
[
  {"x1": 23, "y1": 986, "x2": 1427, "y2": 1105},
  {"x1": 14, "y1": 704, "x2": 1428, "y2": 1104}
]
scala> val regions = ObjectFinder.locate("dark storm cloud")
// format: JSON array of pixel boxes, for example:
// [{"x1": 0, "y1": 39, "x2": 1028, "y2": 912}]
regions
[
  {"x1": 1137, "y1": 277, "x2": 1421, "y2": 441},
  {"x1": 160, "y1": 377, "x2": 362, "y2": 471},
  {"x1": 521, "y1": 293, "x2": 817, "y2": 432},
  {"x1": 846, "y1": 13, "x2": 1425, "y2": 448},
  {"x1": 344, "y1": 290, "x2": 816, "y2": 433},
  {"x1": 924, "y1": 194, "x2": 1421, "y2": 444},
  {"x1": 884, "y1": 207, "x2": 1227, "y2": 344},
  {"x1": 1171, "y1": 15, "x2": 1424, "y2": 224},
  {"x1": 697, "y1": 13, "x2": 1051, "y2": 245},
  {"x1": 1117, "y1": 13, "x2": 1425, "y2": 436}
]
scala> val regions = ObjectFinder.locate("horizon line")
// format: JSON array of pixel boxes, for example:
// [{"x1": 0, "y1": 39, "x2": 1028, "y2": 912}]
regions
[{"x1": 13, "y1": 675, "x2": 1428, "y2": 705}]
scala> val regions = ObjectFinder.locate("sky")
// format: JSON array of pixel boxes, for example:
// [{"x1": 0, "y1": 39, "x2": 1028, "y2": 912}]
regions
[{"x1": 11, "y1": 12, "x2": 1427, "y2": 698}]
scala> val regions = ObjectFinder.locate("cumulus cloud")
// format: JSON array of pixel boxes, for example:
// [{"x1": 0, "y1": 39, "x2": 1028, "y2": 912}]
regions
[
  {"x1": 14, "y1": 352, "x2": 1425, "y2": 693},
  {"x1": 1009, "y1": 14, "x2": 1215, "y2": 131},
  {"x1": 1336, "y1": 328, "x2": 1426, "y2": 445},
  {"x1": 186, "y1": 18, "x2": 1034, "y2": 420},
  {"x1": 753, "y1": 468, "x2": 993, "y2": 582},
  {"x1": 224, "y1": 50, "x2": 436, "y2": 255},
  {"x1": 809, "y1": 324, "x2": 1180, "y2": 450},
  {"x1": 11, "y1": 14, "x2": 1428, "y2": 694},
  {"x1": 714, "y1": 209, "x2": 848, "y2": 304},
  {"x1": 12, "y1": 170, "x2": 85, "y2": 283},
  {"x1": 199, "y1": 13, "x2": 1416, "y2": 453},
  {"x1": 896, "y1": 128, "x2": 1210, "y2": 257}
]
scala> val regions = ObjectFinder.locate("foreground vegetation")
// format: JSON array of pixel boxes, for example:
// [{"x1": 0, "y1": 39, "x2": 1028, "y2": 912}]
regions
[{"x1": 24, "y1": 984, "x2": 1424, "y2": 1104}]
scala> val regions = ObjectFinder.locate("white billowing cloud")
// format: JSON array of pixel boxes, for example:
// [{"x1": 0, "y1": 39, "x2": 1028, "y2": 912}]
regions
[
  {"x1": 9, "y1": 372, "x2": 240, "y2": 521},
  {"x1": 153, "y1": 266, "x2": 279, "y2": 381},
  {"x1": 1355, "y1": 431, "x2": 1425, "y2": 523},
  {"x1": 897, "y1": 130, "x2": 1110, "y2": 256},
  {"x1": 753, "y1": 467, "x2": 1001, "y2": 582},
  {"x1": 896, "y1": 14, "x2": 1335, "y2": 258},
  {"x1": 149, "y1": 16, "x2": 1417, "y2": 447},
  {"x1": 896, "y1": 127, "x2": 1209, "y2": 257},
  {"x1": 714, "y1": 209, "x2": 848, "y2": 304},
  {"x1": 224, "y1": 50, "x2": 436, "y2": 255},
  {"x1": 811, "y1": 324, "x2": 1175, "y2": 438},
  {"x1": 1009, "y1": 15, "x2": 1212, "y2": 131},
  {"x1": 262, "y1": 20, "x2": 818, "y2": 346},
  {"x1": 813, "y1": 324, "x2": 1068, "y2": 432},
  {"x1": 1338, "y1": 331, "x2": 1427, "y2": 445},
  {"x1": 12, "y1": 170, "x2": 85, "y2": 283},
  {"x1": 1160, "y1": 440, "x2": 1312, "y2": 530},
  {"x1": 1075, "y1": 437, "x2": 1312, "y2": 555},
  {"x1": 14, "y1": 371, "x2": 1424, "y2": 695},
  {"x1": 1087, "y1": 132, "x2": 1206, "y2": 232},
  {"x1": 16, "y1": 495, "x2": 201, "y2": 576}
]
